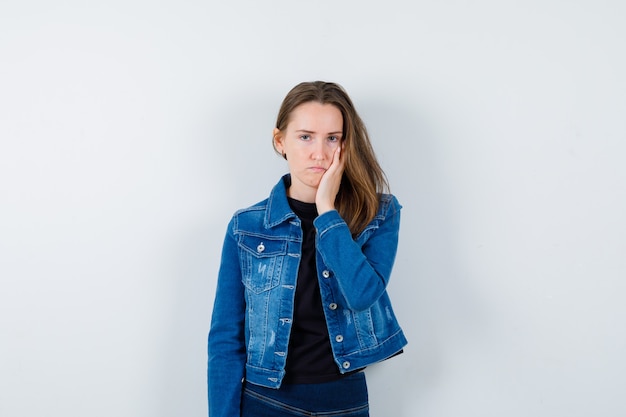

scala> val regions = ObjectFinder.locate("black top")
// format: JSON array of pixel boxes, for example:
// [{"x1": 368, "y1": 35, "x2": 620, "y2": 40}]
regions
[{"x1": 283, "y1": 197, "x2": 344, "y2": 384}]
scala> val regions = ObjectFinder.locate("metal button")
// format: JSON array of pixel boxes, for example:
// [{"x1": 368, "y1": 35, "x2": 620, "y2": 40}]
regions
[
  {"x1": 335, "y1": 335, "x2": 343, "y2": 342},
  {"x1": 342, "y1": 361, "x2": 350, "y2": 369},
  {"x1": 329, "y1": 303, "x2": 337, "y2": 310},
  {"x1": 257, "y1": 243, "x2": 265, "y2": 253},
  {"x1": 322, "y1": 270, "x2": 330, "y2": 278}
]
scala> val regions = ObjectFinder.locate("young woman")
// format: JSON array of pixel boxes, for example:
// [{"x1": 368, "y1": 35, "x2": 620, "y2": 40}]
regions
[{"x1": 208, "y1": 81, "x2": 407, "y2": 416}]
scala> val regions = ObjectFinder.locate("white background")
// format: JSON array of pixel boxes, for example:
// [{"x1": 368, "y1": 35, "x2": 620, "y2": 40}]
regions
[{"x1": 1, "y1": 1, "x2": 625, "y2": 416}]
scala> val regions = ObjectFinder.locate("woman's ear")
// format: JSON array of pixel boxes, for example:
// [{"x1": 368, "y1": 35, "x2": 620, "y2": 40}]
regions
[{"x1": 273, "y1": 128, "x2": 284, "y2": 153}]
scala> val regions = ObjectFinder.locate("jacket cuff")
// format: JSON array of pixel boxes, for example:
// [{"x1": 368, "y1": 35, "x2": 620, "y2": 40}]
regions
[{"x1": 313, "y1": 210, "x2": 348, "y2": 236}]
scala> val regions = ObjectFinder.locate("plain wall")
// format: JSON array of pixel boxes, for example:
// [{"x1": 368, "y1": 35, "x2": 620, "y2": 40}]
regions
[{"x1": 1, "y1": 1, "x2": 625, "y2": 416}]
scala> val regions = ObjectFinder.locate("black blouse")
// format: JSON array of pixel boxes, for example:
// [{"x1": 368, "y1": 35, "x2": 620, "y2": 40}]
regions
[{"x1": 283, "y1": 197, "x2": 345, "y2": 384}]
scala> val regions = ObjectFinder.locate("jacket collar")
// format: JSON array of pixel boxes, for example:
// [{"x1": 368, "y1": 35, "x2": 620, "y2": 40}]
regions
[{"x1": 265, "y1": 174, "x2": 298, "y2": 228}]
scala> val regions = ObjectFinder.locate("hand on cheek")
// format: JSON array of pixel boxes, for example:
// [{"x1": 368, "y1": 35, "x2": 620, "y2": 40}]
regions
[{"x1": 316, "y1": 146, "x2": 345, "y2": 214}]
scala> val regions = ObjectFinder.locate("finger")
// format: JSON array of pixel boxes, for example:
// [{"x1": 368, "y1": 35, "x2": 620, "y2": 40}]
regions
[
  {"x1": 325, "y1": 148, "x2": 339, "y2": 174},
  {"x1": 334, "y1": 146, "x2": 345, "y2": 172},
  {"x1": 333, "y1": 146, "x2": 342, "y2": 168}
]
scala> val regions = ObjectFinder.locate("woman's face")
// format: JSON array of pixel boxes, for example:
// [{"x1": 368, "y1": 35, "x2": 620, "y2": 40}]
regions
[{"x1": 274, "y1": 101, "x2": 343, "y2": 203}]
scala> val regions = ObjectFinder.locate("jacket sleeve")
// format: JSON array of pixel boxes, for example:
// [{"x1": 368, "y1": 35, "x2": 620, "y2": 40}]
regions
[
  {"x1": 208, "y1": 218, "x2": 246, "y2": 417},
  {"x1": 313, "y1": 195, "x2": 402, "y2": 312}
]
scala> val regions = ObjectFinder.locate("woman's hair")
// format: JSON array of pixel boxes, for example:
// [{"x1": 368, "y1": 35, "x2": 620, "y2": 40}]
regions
[{"x1": 274, "y1": 81, "x2": 389, "y2": 236}]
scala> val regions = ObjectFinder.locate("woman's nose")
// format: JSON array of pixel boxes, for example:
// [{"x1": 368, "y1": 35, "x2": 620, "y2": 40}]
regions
[{"x1": 312, "y1": 141, "x2": 325, "y2": 161}]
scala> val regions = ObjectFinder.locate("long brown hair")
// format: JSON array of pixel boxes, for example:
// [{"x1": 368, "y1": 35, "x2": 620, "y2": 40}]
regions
[{"x1": 273, "y1": 81, "x2": 389, "y2": 236}]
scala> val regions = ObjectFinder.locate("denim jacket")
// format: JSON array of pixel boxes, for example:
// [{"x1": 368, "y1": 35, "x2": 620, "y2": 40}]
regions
[{"x1": 207, "y1": 175, "x2": 407, "y2": 417}]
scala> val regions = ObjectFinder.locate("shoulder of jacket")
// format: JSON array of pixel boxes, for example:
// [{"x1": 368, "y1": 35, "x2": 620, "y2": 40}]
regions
[
  {"x1": 228, "y1": 198, "x2": 270, "y2": 235},
  {"x1": 233, "y1": 198, "x2": 269, "y2": 217},
  {"x1": 378, "y1": 193, "x2": 402, "y2": 217}
]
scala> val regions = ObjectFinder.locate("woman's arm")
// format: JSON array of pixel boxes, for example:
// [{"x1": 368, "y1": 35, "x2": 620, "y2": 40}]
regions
[
  {"x1": 207, "y1": 220, "x2": 246, "y2": 417},
  {"x1": 313, "y1": 196, "x2": 401, "y2": 312}
]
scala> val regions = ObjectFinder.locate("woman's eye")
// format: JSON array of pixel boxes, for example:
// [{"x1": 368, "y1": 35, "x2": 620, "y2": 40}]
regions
[
  {"x1": 299, "y1": 135, "x2": 311, "y2": 141},
  {"x1": 328, "y1": 136, "x2": 339, "y2": 142}
]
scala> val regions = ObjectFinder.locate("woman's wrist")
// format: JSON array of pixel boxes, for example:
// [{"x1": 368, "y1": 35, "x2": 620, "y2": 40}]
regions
[{"x1": 316, "y1": 203, "x2": 335, "y2": 215}]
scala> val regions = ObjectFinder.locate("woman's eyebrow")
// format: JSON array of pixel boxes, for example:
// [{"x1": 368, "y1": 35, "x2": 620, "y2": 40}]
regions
[{"x1": 295, "y1": 129, "x2": 343, "y2": 135}]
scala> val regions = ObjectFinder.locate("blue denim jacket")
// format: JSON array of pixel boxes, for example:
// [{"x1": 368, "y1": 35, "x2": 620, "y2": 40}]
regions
[{"x1": 207, "y1": 175, "x2": 407, "y2": 417}]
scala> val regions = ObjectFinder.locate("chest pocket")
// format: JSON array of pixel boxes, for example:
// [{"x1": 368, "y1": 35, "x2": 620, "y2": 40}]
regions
[{"x1": 238, "y1": 235, "x2": 287, "y2": 294}]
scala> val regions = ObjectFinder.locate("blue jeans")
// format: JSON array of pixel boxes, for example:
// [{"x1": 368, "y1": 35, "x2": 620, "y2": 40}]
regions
[{"x1": 241, "y1": 372, "x2": 369, "y2": 416}]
